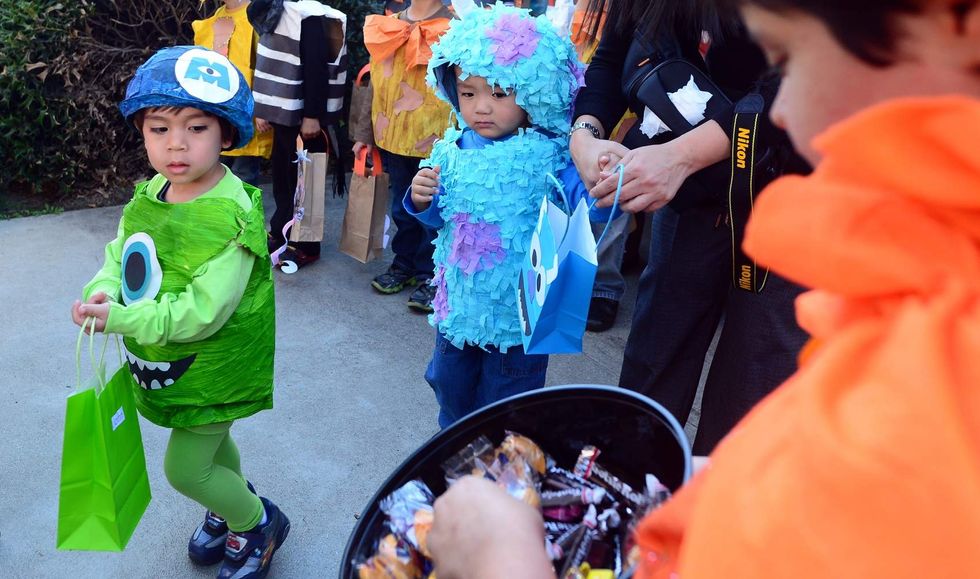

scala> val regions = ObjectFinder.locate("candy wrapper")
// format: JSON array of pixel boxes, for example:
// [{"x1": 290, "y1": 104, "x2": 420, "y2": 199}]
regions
[
  {"x1": 442, "y1": 432, "x2": 547, "y2": 507},
  {"x1": 380, "y1": 480, "x2": 436, "y2": 557},
  {"x1": 364, "y1": 435, "x2": 671, "y2": 579},
  {"x1": 356, "y1": 533, "x2": 424, "y2": 579}
]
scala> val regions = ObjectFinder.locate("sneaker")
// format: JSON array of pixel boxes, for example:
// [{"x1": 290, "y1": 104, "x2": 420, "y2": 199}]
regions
[
  {"x1": 406, "y1": 281, "x2": 436, "y2": 313},
  {"x1": 371, "y1": 266, "x2": 420, "y2": 294},
  {"x1": 217, "y1": 497, "x2": 291, "y2": 579},
  {"x1": 277, "y1": 246, "x2": 319, "y2": 274},
  {"x1": 586, "y1": 297, "x2": 619, "y2": 333},
  {"x1": 188, "y1": 481, "x2": 257, "y2": 566}
]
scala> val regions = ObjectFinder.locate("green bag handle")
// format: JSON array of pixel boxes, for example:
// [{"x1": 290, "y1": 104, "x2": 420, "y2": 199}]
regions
[{"x1": 74, "y1": 318, "x2": 121, "y2": 395}]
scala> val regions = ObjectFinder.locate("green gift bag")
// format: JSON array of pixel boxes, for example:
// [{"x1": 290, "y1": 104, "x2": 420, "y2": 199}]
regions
[{"x1": 57, "y1": 320, "x2": 151, "y2": 551}]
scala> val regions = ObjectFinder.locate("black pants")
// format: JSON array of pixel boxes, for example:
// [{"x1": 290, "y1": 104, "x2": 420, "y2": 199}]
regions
[
  {"x1": 619, "y1": 203, "x2": 807, "y2": 455},
  {"x1": 269, "y1": 123, "x2": 325, "y2": 257}
]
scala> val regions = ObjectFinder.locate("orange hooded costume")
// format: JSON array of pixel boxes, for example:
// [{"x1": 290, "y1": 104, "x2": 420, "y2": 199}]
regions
[{"x1": 635, "y1": 97, "x2": 980, "y2": 578}]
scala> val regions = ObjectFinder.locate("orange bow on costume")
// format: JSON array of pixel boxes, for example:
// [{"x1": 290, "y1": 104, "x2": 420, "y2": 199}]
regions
[
  {"x1": 634, "y1": 97, "x2": 980, "y2": 579},
  {"x1": 364, "y1": 14, "x2": 450, "y2": 69}
]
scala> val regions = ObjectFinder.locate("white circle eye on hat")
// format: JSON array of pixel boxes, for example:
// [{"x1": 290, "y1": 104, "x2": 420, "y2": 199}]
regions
[{"x1": 173, "y1": 48, "x2": 240, "y2": 104}]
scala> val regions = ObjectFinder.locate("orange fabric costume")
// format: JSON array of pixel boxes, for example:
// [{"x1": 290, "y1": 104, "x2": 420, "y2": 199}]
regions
[
  {"x1": 635, "y1": 97, "x2": 980, "y2": 578},
  {"x1": 363, "y1": 13, "x2": 452, "y2": 158}
]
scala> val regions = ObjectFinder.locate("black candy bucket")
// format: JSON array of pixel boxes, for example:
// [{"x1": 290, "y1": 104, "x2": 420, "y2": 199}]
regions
[{"x1": 340, "y1": 384, "x2": 692, "y2": 577}]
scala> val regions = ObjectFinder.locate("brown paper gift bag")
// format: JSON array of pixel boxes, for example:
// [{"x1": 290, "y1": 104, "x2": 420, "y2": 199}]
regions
[
  {"x1": 340, "y1": 148, "x2": 389, "y2": 263},
  {"x1": 287, "y1": 134, "x2": 328, "y2": 244}
]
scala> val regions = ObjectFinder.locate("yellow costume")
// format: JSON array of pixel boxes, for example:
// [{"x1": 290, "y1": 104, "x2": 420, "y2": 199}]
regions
[
  {"x1": 363, "y1": 12, "x2": 453, "y2": 158},
  {"x1": 193, "y1": 3, "x2": 273, "y2": 158}
]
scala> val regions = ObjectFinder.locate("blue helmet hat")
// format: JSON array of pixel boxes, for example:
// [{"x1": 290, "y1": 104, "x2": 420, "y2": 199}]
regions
[
  {"x1": 427, "y1": 3, "x2": 585, "y2": 136},
  {"x1": 119, "y1": 46, "x2": 254, "y2": 149}
]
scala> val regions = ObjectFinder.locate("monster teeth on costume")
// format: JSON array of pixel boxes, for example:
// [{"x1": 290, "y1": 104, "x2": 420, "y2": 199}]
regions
[
  {"x1": 136, "y1": 358, "x2": 145, "y2": 371},
  {"x1": 132, "y1": 373, "x2": 140, "y2": 383},
  {"x1": 149, "y1": 379, "x2": 162, "y2": 390},
  {"x1": 164, "y1": 379, "x2": 174, "y2": 386}
]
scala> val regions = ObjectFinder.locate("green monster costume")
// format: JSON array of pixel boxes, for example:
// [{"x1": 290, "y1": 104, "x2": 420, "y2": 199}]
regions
[{"x1": 87, "y1": 173, "x2": 275, "y2": 428}]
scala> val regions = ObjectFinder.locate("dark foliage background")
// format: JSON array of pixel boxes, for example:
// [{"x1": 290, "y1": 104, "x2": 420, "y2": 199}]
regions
[{"x1": 0, "y1": 0, "x2": 380, "y2": 212}]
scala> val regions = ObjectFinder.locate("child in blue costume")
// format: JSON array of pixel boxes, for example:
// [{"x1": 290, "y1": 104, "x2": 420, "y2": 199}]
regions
[
  {"x1": 406, "y1": 3, "x2": 614, "y2": 428},
  {"x1": 70, "y1": 47, "x2": 288, "y2": 579}
]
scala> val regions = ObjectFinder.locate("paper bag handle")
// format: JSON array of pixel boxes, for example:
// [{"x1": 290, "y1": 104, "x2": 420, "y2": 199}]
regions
[
  {"x1": 354, "y1": 147, "x2": 383, "y2": 178},
  {"x1": 75, "y1": 318, "x2": 107, "y2": 394},
  {"x1": 294, "y1": 129, "x2": 330, "y2": 153}
]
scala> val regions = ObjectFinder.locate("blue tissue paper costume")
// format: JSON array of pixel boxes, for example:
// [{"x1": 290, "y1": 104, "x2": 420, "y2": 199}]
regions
[{"x1": 419, "y1": 3, "x2": 586, "y2": 351}]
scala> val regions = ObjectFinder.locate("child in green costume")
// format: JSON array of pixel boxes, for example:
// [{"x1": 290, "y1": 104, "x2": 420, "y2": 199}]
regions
[{"x1": 70, "y1": 46, "x2": 287, "y2": 579}]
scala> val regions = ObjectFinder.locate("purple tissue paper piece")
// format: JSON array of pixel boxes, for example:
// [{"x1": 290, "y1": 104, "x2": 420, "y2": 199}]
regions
[
  {"x1": 485, "y1": 13, "x2": 541, "y2": 66},
  {"x1": 432, "y1": 267, "x2": 449, "y2": 323},
  {"x1": 449, "y1": 213, "x2": 506, "y2": 275}
]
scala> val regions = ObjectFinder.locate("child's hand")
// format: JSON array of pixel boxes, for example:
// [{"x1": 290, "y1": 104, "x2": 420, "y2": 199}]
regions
[
  {"x1": 255, "y1": 118, "x2": 272, "y2": 133},
  {"x1": 71, "y1": 292, "x2": 110, "y2": 334},
  {"x1": 352, "y1": 141, "x2": 374, "y2": 156},
  {"x1": 411, "y1": 166, "x2": 441, "y2": 210}
]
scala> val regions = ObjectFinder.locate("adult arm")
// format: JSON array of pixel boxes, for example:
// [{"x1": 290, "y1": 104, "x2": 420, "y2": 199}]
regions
[
  {"x1": 570, "y1": 22, "x2": 632, "y2": 189},
  {"x1": 429, "y1": 476, "x2": 556, "y2": 579},
  {"x1": 590, "y1": 119, "x2": 730, "y2": 212}
]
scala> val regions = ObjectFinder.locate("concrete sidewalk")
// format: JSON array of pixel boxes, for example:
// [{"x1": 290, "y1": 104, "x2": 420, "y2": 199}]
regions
[{"x1": 0, "y1": 188, "x2": 637, "y2": 578}]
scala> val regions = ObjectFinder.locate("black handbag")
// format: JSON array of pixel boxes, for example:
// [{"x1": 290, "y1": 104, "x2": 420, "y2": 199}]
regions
[
  {"x1": 624, "y1": 57, "x2": 732, "y2": 138},
  {"x1": 616, "y1": 33, "x2": 733, "y2": 211}
]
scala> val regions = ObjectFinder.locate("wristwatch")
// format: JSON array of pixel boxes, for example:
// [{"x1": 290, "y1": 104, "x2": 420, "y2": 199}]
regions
[{"x1": 570, "y1": 121, "x2": 601, "y2": 140}]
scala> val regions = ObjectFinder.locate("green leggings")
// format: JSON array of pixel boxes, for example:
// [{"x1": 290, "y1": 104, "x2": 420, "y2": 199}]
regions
[{"x1": 163, "y1": 422, "x2": 264, "y2": 532}]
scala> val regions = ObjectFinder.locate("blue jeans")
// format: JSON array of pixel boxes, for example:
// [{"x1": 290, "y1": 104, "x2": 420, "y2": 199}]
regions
[
  {"x1": 425, "y1": 333, "x2": 548, "y2": 428},
  {"x1": 591, "y1": 211, "x2": 630, "y2": 301},
  {"x1": 382, "y1": 150, "x2": 436, "y2": 278}
]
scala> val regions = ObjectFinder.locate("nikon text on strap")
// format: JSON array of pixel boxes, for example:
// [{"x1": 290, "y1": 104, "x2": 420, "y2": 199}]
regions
[{"x1": 728, "y1": 93, "x2": 769, "y2": 293}]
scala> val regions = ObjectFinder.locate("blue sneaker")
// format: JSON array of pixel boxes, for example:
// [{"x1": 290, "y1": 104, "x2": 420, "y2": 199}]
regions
[
  {"x1": 188, "y1": 481, "x2": 257, "y2": 566},
  {"x1": 217, "y1": 498, "x2": 290, "y2": 579}
]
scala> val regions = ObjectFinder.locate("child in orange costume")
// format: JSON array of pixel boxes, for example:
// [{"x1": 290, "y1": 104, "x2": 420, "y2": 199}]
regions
[
  {"x1": 351, "y1": 0, "x2": 453, "y2": 313},
  {"x1": 423, "y1": 1, "x2": 980, "y2": 578}
]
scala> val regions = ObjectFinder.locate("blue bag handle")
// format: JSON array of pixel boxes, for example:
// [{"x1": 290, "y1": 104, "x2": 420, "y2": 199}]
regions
[{"x1": 545, "y1": 164, "x2": 625, "y2": 249}]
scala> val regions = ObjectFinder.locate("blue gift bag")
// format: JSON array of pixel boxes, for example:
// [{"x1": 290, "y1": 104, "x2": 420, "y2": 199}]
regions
[{"x1": 517, "y1": 167, "x2": 623, "y2": 354}]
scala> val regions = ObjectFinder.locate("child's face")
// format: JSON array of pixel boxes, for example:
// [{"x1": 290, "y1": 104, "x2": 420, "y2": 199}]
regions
[
  {"x1": 455, "y1": 71, "x2": 528, "y2": 139},
  {"x1": 742, "y1": 4, "x2": 979, "y2": 166},
  {"x1": 140, "y1": 106, "x2": 231, "y2": 193}
]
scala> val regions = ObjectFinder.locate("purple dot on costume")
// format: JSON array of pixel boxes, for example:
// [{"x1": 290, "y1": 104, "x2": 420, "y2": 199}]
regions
[
  {"x1": 448, "y1": 214, "x2": 506, "y2": 275},
  {"x1": 432, "y1": 267, "x2": 449, "y2": 322},
  {"x1": 485, "y1": 13, "x2": 541, "y2": 66}
]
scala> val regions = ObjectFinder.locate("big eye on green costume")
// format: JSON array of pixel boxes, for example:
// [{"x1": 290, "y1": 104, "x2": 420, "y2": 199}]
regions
[{"x1": 121, "y1": 232, "x2": 162, "y2": 305}]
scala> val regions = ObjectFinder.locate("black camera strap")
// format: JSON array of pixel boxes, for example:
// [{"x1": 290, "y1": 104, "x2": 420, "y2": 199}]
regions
[{"x1": 728, "y1": 93, "x2": 769, "y2": 293}]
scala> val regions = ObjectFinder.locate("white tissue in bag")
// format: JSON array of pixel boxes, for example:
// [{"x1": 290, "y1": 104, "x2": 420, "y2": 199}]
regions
[{"x1": 638, "y1": 75, "x2": 714, "y2": 138}]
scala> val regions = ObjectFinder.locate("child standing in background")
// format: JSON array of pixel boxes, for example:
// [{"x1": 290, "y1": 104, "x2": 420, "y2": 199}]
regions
[
  {"x1": 351, "y1": 0, "x2": 453, "y2": 312},
  {"x1": 407, "y1": 4, "x2": 615, "y2": 427},
  {"x1": 248, "y1": 0, "x2": 348, "y2": 270},
  {"x1": 193, "y1": 0, "x2": 273, "y2": 185},
  {"x1": 71, "y1": 46, "x2": 288, "y2": 579}
]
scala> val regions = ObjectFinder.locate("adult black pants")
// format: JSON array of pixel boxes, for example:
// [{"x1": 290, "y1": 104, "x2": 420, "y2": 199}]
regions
[{"x1": 619, "y1": 202, "x2": 807, "y2": 455}]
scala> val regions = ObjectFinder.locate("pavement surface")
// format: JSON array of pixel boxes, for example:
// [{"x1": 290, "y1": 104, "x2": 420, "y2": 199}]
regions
[{"x1": 0, "y1": 183, "x2": 647, "y2": 578}]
